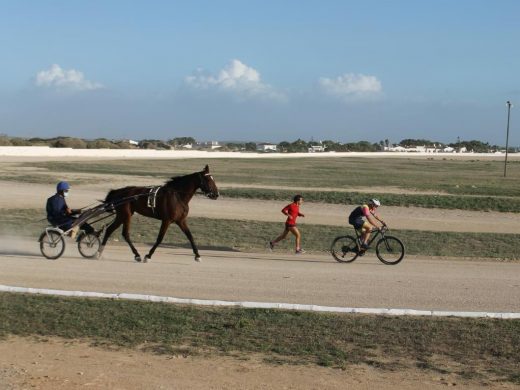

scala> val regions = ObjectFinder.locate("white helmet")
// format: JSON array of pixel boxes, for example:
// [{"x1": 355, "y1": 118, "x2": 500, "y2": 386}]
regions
[{"x1": 369, "y1": 198, "x2": 381, "y2": 207}]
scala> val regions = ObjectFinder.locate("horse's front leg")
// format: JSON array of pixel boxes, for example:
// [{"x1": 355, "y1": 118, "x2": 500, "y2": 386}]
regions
[
  {"x1": 144, "y1": 220, "x2": 171, "y2": 263},
  {"x1": 177, "y1": 219, "x2": 201, "y2": 262}
]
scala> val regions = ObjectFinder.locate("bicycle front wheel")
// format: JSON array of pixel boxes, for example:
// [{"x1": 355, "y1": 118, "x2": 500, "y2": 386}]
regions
[
  {"x1": 78, "y1": 232, "x2": 101, "y2": 259},
  {"x1": 375, "y1": 236, "x2": 405, "y2": 265},
  {"x1": 331, "y1": 235, "x2": 359, "y2": 263},
  {"x1": 39, "y1": 230, "x2": 65, "y2": 260}
]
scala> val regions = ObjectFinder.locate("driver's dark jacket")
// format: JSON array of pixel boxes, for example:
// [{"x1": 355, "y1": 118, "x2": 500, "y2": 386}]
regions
[{"x1": 46, "y1": 193, "x2": 70, "y2": 226}]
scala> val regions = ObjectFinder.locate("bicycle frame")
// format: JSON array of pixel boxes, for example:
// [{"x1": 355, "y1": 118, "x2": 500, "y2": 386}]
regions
[{"x1": 353, "y1": 226, "x2": 388, "y2": 249}]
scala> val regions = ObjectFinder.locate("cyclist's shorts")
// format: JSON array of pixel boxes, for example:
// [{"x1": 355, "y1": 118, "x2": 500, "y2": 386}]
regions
[{"x1": 349, "y1": 217, "x2": 365, "y2": 230}]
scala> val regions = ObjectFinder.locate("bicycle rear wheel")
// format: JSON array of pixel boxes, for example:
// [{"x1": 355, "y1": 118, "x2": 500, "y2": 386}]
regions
[
  {"x1": 39, "y1": 230, "x2": 65, "y2": 259},
  {"x1": 331, "y1": 235, "x2": 359, "y2": 263},
  {"x1": 77, "y1": 232, "x2": 101, "y2": 259},
  {"x1": 375, "y1": 236, "x2": 405, "y2": 265}
]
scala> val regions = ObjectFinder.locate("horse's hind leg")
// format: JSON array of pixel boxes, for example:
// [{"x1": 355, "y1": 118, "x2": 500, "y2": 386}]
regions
[
  {"x1": 176, "y1": 219, "x2": 201, "y2": 262},
  {"x1": 121, "y1": 217, "x2": 142, "y2": 262},
  {"x1": 144, "y1": 220, "x2": 171, "y2": 262}
]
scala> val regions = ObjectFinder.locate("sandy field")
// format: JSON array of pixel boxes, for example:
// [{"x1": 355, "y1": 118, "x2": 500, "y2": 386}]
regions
[
  {"x1": 1, "y1": 150, "x2": 519, "y2": 389},
  {"x1": 3, "y1": 336, "x2": 518, "y2": 390}
]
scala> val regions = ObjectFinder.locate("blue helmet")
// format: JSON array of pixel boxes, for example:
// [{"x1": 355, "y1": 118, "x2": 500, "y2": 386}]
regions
[{"x1": 56, "y1": 181, "x2": 70, "y2": 192}]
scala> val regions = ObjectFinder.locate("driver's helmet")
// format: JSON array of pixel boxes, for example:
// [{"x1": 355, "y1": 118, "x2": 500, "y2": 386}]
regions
[
  {"x1": 56, "y1": 181, "x2": 70, "y2": 192},
  {"x1": 369, "y1": 198, "x2": 381, "y2": 207}
]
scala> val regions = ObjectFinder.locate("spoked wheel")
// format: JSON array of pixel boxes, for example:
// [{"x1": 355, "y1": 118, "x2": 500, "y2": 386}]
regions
[
  {"x1": 375, "y1": 236, "x2": 405, "y2": 265},
  {"x1": 39, "y1": 230, "x2": 65, "y2": 260},
  {"x1": 77, "y1": 232, "x2": 101, "y2": 259},
  {"x1": 331, "y1": 235, "x2": 359, "y2": 263}
]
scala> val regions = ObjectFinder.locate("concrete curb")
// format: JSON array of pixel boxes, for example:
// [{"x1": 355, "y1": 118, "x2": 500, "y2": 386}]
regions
[{"x1": 1, "y1": 284, "x2": 519, "y2": 319}]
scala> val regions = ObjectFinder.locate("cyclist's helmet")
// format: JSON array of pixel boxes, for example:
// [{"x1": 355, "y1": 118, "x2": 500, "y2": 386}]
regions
[
  {"x1": 369, "y1": 198, "x2": 381, "y2": 207},
  {"x1": 56, "y1": 181, "x2": 70, "y2": 192}
]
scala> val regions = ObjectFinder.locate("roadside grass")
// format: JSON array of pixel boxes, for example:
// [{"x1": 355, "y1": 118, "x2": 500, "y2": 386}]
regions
[
  {"x1": 17, "y1": 157, "x2": 520, "y2": 197},
  {"x1": 1, "y1": 292, "x2": 519, "y2": 384},
  {"x1": 221, "y1": 188, "x2": 520, "y2": 212},
  {"x1": 3, "y1": 209, "x2": 519, "y2": 260}
]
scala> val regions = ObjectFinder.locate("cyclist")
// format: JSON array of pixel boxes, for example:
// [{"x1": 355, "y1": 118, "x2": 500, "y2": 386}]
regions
[
  {"x1": 269, "y1": 194, "x2": 306, "y2": 254},
  {"x1": 348, "y1": 198, "x2": 386, "y2": 250}
]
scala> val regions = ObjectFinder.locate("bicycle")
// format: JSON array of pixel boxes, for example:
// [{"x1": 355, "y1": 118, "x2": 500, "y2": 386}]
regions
[{"x1": 330, "y1": 225, "x2": 405, "y2": 265}]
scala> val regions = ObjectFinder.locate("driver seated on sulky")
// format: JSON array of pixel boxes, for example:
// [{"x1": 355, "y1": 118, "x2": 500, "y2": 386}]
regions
[{"x1": 46, "y1": 181, "x2": 94, "y2": 235}]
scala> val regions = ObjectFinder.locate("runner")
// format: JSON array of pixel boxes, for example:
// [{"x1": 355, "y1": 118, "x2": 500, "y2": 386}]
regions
[{"x1": 269, "y1": 194, "x2": 305, "y2": 254}]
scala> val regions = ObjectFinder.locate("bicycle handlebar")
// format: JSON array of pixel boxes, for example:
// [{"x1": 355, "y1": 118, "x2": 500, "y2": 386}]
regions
[{"x1": 371, "y1": 225, "x2": 388, "y2": 233}]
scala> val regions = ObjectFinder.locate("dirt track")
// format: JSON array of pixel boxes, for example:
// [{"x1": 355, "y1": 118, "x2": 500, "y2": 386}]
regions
[
  {"x1": 2, "y1": 180, "x2": 519, "y2": 234},
  {"x1": 1, "y1": 154, "x2": 519, "y2": 389},
  {"x1": 2, "y1": 241, "x2": 520, "y2": 313}
]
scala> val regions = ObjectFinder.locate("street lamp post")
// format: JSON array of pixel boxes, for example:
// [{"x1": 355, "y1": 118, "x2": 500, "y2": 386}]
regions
[{"x1": 504, "y1": 101, "x2": 512, "y2": 177}]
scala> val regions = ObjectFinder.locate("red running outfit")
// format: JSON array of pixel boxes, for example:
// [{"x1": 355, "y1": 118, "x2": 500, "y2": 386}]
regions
[{"x1": 282, "y1": 202, "x2": 303, "y2": 227}]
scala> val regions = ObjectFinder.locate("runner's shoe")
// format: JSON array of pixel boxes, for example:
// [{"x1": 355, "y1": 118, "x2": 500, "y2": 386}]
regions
[
  {"x1": 295, "y1": 249, "x2": 306, "y2": 254},
  {"x1": 268, "y1": 241, "x2": 274, "y2": 251}
]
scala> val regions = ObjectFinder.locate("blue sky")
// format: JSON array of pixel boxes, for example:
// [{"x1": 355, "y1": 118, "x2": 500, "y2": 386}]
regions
[{"x1": 0, "y1": 0, "x2": 519, "y2": 145}]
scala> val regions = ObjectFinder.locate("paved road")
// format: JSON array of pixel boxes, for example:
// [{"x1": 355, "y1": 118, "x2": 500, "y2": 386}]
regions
[{"x1": 1, "y1": 239, "x2": 519, "y2": 313}]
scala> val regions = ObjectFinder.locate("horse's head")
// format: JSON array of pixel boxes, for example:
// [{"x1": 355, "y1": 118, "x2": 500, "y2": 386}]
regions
[{"x1": 199, "y1": 165, "x2": 219, "y2": 200}]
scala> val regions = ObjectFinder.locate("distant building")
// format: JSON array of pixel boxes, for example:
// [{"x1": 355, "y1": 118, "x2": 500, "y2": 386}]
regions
[
  {"x1": 256, "y1": 143, "x2": 277, "y2": 152},
  {"x1": 200, "y1": 141, "x2": 221, "y2": 150},
  {"x1": 308, "y1": 145, "x2": 326, "y2": 153}
]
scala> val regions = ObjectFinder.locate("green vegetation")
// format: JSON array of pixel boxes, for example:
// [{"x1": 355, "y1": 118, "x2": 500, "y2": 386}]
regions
[
  {"x1": 19, "y1": 157, "x2": 520, "y2": 198},
  {"x1": 222, "y1": 188, "x2": 520, "y2": 212},
  {"x1": 3, "y1": 134, "x2": 516, "y2": 152},
  {"x1": 0, "y1": 136, "x2": 137, "y2": 149},
  {"x1": 1, "y1": 293, "x2": 519, "y2": 383},
  {"x1": 4, "y1": 209, "x2": 519, "y2": 259}
]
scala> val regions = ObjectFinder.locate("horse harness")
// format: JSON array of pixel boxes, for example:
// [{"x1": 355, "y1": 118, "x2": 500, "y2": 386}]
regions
[{"x1": 146, "y1": 186, "x2": 162, "y2": 213}]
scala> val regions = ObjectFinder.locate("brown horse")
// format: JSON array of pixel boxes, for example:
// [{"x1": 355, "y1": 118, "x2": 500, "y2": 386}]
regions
[{"x1": 98, "y1": 165, "x2": 219, "y2": 262}]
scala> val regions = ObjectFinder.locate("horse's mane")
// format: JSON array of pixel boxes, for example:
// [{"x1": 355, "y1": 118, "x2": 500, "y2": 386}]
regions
[{"x1": 165, "y1": 171, "x2": 198, "y2": 188}]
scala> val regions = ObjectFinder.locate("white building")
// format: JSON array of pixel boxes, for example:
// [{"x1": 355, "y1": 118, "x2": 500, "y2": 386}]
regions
[
  {"x1": 256, "y1": 143, "x2": 277, "y2": 152},
  {"x1": 308, "y1": 145, "x2": 326, "y2": 153},
  {"x1": 200, "y1": 141, "x2": 221, "y2": 149}
]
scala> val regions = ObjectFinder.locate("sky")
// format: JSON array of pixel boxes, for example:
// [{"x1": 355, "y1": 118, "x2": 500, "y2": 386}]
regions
[{"x1": 0, "y1": 0, "x2": 519, "y2": 146}]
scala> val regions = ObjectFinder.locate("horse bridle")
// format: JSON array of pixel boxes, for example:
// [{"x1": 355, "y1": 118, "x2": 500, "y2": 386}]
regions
[{"x1": 198, "y1": 172, "x2": 218, "y2": 198}]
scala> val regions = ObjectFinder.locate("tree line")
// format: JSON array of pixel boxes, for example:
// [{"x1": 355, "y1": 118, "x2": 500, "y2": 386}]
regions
[{"x1": 0, "y1": 134, "x2": 515, "y2": 153}]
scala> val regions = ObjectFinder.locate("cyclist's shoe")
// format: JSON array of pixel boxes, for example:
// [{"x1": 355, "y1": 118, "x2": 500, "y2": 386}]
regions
[
  {"x1": 268, "y1": 241, "x2": 274, "y2": 251},
  {"x1": 295, "y1": 249, "x2": 306, "y2": 254},
  {"x1": 361, "y1": 243, "x2": 370, "y2": 250},
  {"x1": 358, "y1": 250, "x2": 366, "y2": 257}
]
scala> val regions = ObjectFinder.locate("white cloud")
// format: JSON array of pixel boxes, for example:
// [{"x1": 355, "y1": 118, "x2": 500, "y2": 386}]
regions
[
  {"x1": 185, "y1": 59, "x2": 285, "y2": 101},
  {"x1": 318, "y1": 73, "x2": 382, "y2": 101},
  {"x1": 35, "y1": 64, "x2": 104, "y2": 91}
]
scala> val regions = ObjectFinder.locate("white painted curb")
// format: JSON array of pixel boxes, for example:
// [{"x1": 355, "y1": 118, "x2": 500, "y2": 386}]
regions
[{"x1": 1, "y1": 284, "x2": 519, "y2": 319}]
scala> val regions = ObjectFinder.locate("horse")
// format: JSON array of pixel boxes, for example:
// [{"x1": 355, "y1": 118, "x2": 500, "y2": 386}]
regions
[{"x1": 97, "y1": 165, "x2": 219, "y2": 262}]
